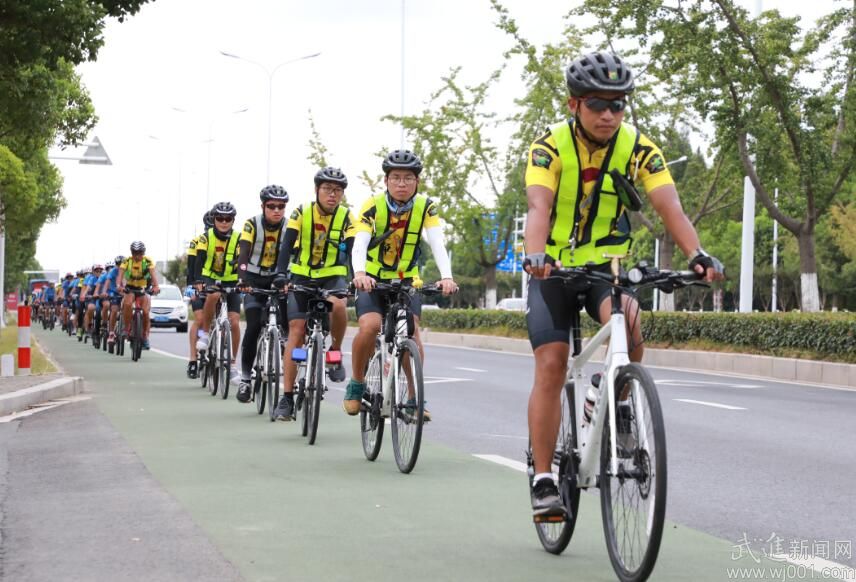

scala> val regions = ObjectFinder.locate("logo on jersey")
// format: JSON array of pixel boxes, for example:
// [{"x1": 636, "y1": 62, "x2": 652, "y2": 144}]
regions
[
  {"x1": 243, "y1": 222, "x2": 253, "y2": 233},
  {"x1": 645, "y1": 153, "x2": 666, "y2": 174},
  {"x1": 532, "y1": 148, "x2": 553, "y2": 170}
]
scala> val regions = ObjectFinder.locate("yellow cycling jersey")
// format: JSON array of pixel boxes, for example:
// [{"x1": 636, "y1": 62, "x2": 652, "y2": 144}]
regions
[
  {"x1": 187, "y1": 233, "x2": 206, "y2": 258},
  {"x1": 240, "y1": 216, "x2": 284, "y2": 270},
  {"x1": 120, "y1": 256, "x2": 154, "y2": 288},
  {"x1": 354, "y1": 194, "x2": 441, "y2": 271},
  {"x1": 287, "y1": 203, "x2": 357, "y2": 267}
]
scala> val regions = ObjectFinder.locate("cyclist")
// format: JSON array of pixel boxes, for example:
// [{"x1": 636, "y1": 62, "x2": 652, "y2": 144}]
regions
[
  {"x1": 117, "y1": 241, "x2": 160, "y2": 350},
  {"x1": 345, "y1": 150, "x2": 458, "y2": 419},
  {"x1": 186, "y1": 211, "x2": 214, "y2": 379},
  {"x1": 59, "y1": 272, "x2": 74, "y2": 331},
  {"x1": 74, "y1": 267, "x2": 90, "y2": 341},
  {"x1": 523, "y1": 51, "x2": 724, "y2": 517},
  {"x1": 82, "y1": 264, "x2": 105, "y2": 339},
  {"x1": 194, "y1": 201, "x2": 242, "y2": 381},
  {"x1": 233, "y1": 185, "x2": 289, "y2": 403},
  {"x1": 271, "y1": 167, "x2": 355, "y2": 420},
  {"x1": 103, "y1": 256, "x2": 124, "y2": 347},
  {"x1": 43, "y1": 281, "x2": 57, "y2": 326}
]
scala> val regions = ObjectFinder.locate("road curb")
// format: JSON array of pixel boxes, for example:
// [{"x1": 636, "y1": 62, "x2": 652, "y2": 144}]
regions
[
  {"x1": 417, "y1": 329, "x2": 856, "y2": 390},
  {"x1": 0, "y1": 376, "x2": 85, "y2": 416}
]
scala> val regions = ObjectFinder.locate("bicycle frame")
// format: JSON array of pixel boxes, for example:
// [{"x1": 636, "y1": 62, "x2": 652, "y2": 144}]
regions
[{"x1": 376, "y1": 305, "x2": 411, "y2": 418}]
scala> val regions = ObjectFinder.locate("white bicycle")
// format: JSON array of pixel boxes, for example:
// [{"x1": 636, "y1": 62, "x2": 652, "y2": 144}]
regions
[{"x1": 527, "y1": 256, "x2": 703, "y2": 582}]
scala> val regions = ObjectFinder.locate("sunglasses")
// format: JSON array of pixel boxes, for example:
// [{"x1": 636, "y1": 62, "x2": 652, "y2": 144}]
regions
[
  {"x1": 264, "y1": 203, "x2": 286, "y2": 211},
  {"x1": 215, "y1": 216, "x2": 234, "y2": 223},
  {"x1": 583, "y1": 97, "x2": 627, "y2": 113}
]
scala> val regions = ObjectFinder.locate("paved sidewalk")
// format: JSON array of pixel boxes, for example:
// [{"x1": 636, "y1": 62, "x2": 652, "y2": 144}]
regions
[{"x1": 0, "y1": 373, "x2": 65, "y2": 396}]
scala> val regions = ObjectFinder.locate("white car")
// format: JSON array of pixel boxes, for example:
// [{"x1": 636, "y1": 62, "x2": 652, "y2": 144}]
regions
[
  {"x1": 150, "y1": 284, "x2": 189, "y2": 332},
  {"x1": 495, "y1": 297, "x2": 526, "y2": 311}
]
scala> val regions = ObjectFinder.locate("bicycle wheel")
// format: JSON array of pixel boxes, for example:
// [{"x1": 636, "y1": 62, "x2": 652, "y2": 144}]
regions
[
  {"x1": 218, "y1": 323, "x2": 231, "y2": 400},
  {"x1": 200, "y1": 350, "x2": 210, "y2": 389},
  {"x1": 254, "y1": 337, "x2": 266, "y2": 415},
  {"x1": 267, "y1": 328, "x2": 281, "y2": 422},
  {"x1": 306, "y1": 340, "x2": 324, "y2": 445},
  {"x1": 297, "y1": 374, "x2": 308, "y2": 436},
  {"x1": 130, "y1": 311, "x2": 141, "y2": 361},
  {"x1": 390, "y1": 338, "x2": 424, "y2": 474},
  {"x1": 531, "y1": 380, "x2": 581, "y2": 555},
  {"x1": 360, "y1": 349, "x2": 384, "y2": 461},
  {"x1": 209, "y1": 331, "x2": 219, "y2": 396},
  {"x1": 600, "y1": 363, "x2": 667, "y2": 582}
]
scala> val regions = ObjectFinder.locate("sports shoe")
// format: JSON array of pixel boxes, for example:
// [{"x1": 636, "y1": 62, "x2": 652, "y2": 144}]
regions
[
  {"x1": 230, "y1": 365, "x2": 241, "y2": 383},
  {"x1": 342, "y1": 379, "x2": 365, "y2": 416},
  {"x1": 107, "y1": 331, "x2": 116, "y2": 345},
  {"x1": 274, "y1": 393, "x2": 295, "y2": 421},
  {"x1": 236, "y1": 379, "x2": 252, "y2": 403},
  {"x1": 142, "y1": 339, "x2": 150, "y2": 350},
  {"x1": 196, "y1": 331, "x2": 209, "y2": 351},
  {"x1": 327, "y1": 362, "x2": 346, "y2": 383},
  {"x1": 531, "y1": 477, "x2": 565, "y2": 518},
  {"x1": 187, "y1": 361, "x2": 198, "y2": 379},
  {"x1": 405, "y1": 397, "x2": 431, "y2": 422}
]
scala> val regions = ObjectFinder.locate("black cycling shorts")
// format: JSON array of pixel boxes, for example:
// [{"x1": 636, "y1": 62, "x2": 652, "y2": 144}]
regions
[
  {"x1": 287, "y1": 275, "x2": 348, "y2": 320},
  {"x1": 354, "y1": 277, "x2": 422, "y2": 319},
  {"x1": 526, "y1": 265, "x2": 613, "y2": 350},
  {"x1": 201, "y1": 278, "x2": 242, "y2": 313}
]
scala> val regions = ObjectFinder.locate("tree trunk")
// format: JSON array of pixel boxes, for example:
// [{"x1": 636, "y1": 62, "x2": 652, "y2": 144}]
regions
[
  {"x1": 484, "y1": 264, "x2": 498, "y2": 309},
  {"x1": 659, "y1": 234, "x2": 676, "y2": 312},
  {"x1": 797, "y1": 229, "x2": 820, "y2": 312}
]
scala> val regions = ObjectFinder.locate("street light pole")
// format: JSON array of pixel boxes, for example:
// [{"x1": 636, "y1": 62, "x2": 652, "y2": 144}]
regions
[{"x1": 219, "y1": 50, "x2": 321, "y2": 183}]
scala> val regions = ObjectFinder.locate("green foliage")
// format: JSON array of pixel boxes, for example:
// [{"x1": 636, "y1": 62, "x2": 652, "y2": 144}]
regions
[{"x1": 164, "y1": 254, "x2": 188, "y2": 286}]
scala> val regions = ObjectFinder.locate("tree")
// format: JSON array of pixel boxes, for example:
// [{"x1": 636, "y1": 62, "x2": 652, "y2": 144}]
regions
[{"x1": 580, "y1": 0, "x2": 856, "y2": 311}]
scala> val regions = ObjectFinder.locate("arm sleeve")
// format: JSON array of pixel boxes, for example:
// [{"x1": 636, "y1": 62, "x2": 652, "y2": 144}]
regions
[
  {"x1": 423, "y1": 226, "x2": 452, "y2": 279},
  {"x1": 351, "y1": 231, "x2": 371, "y2": 275},
  {"x1": 236, "y1": 240, "x2": 251, "y2": 277},
  {"x1": 186, "y1": 256, "x2": 196, "y2": 287},
  {"x1": 275, "y1": 228, "x2": 299, "y2": 274},
  {"x1": 194, "y1": 250, "x2": 206, "y2": 283}
]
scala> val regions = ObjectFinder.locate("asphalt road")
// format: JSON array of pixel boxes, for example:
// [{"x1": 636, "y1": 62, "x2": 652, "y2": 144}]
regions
[{"x1": 0, "y1": 326, "x2": 852, "y2": 581}]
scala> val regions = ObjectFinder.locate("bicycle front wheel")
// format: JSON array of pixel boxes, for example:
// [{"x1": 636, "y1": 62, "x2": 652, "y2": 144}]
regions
[
  {"x1": 306, "y1": 341, "x2": 323, "y2": 445},
  {"x1": 532, "y1": 380, "x2": 581, "y2": 555},
  {"x1": 267, "y1": 328, "x2": 281, "y2": 422},
  {"x1": 360, "y1": 350, "x2": 384, "y2": 461},
  {"x1": 131, "y1": 311, "x2": 143, "y2": 362},
  {"x1": 209, "y1": 332, "x2": 219, "y2": 396},
  {"x1": 219, "y1": 324, "x2": 231, "y2": 400},
  {"x1": 390, "y1": 339, "x2": 424, "y2": 474},
  {"x1": 600, "y1": 363, "x2": 667, "y2": 582},
  {"x1": 254, "y1": 337, "x2": 266, "y2": 415}
]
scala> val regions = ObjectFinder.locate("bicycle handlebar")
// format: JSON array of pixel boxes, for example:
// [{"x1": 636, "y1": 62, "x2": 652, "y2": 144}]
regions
[
  {"x1": 289, "y1": 284, "x2": 351, "y2": 300},
  {"x1": 550, "y1": 264, "x2": 705, "y2": 294}
]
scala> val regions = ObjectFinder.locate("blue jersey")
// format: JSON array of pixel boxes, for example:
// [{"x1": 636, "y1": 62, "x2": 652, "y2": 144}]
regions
[
  {"x1": 44, "y1": 286, "x2": 56, "y2": 301},
  {"x1": 104, "y1": 268, "x2": 120, "y2": 296},
  {"x1": 84, "y1": 274, "x2": 97, "y2": 288},
  {"x1": 70, "y1": 278, "x2": 81, "y2": 294}
]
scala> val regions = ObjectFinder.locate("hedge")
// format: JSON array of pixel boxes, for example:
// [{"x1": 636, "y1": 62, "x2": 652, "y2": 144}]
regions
[{"x1": 348, "y1": 308, "x2": 856, "y2": 362}]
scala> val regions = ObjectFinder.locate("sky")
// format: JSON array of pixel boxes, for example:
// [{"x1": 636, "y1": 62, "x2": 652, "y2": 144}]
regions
[{"x1": 36, "y1": 0, "x2": 838, "y2": 275}]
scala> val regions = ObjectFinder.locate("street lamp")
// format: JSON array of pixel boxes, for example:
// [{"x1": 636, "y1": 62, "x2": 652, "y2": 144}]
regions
[{"x1": 219, "y1": 50, "x2": 321, "y2": 182}]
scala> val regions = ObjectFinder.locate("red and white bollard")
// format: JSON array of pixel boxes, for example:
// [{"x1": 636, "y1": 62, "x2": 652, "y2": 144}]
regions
[{"x1": 17, "y1": 305, "x2": 31, "y2": 376}]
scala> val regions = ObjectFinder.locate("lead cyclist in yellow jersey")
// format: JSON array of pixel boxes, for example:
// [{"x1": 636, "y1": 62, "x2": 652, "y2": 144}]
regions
[
  {"x1": 524, "y1": 51, "x2": 725, "y2": 517},
  {"x1": 117, "y1": 241, "x2": 160, "y2": 350}
]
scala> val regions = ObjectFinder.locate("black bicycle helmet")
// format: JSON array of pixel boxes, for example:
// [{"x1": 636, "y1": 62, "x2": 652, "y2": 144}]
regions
[
  {"x1": 259, "y1": 184, "x2": 289, "y2": 202},
  {"x1": 211, "y1": 201, "x2": 237, "y2": 217},
  {"x1": 313, "y1": 167, "x2": 348, "y2": 188},
  {"x1": 565, "y1": 51, "x2": 635, "y2": 96},
  {"x1": 130, "y1": 241, "x2": 146, "y2": 253},
  {"x1": 203, "y1": 210, "x2": 214, "y2": 228},
  {"x1": 382, "y1": 149, "x2": 423, "y2": 176},
  {"x1": 114, "y1": 255, "x2": 125, "y2": 266}
]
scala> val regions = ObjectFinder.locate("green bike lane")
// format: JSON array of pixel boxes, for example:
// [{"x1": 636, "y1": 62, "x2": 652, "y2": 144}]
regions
[{"x1": 33, "y1": 329, "x2": 833, "y2": 582}]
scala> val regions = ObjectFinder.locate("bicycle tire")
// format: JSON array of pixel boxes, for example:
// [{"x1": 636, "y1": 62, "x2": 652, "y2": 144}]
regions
[
  {"x1": 390, "y1": 338, "x2": 424, "y2": 474},
  {"x1": 306, "y1": 339, "x2": 323, "y2": 445},
  {"x1": 267, "y1": 328, "x2": 281, "y2": 422},
  {"x1": 200, "y1": 350, "x2": 209, "y2": 388},
  {"x1": 532, "y1": 380, "x2": 581, "y2": 554},
  {"x1": 130, "y1": 310, "x2": 142, "y2": 361},
  {"x1": 219, "y1": 323, "x2": 231, "y2": 400},
  {"x1": 298, "y1": 376, "x2": 309, "y2": 436},
  {"x1": 600, "y1": 363, "x2": 667, "y2": 582},
  {"x1": 209, "y1": 331, "x2": 219, "y2": 396},
  {"x1": 254, "y1": 337, "x2": 266, "y2": 415},
  {"x1": 360, "y1": 350, "x2": 384, "y2": 461}
]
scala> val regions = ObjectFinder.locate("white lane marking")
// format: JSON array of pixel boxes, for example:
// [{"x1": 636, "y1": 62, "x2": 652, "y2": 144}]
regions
[
  {"x1": 424, "y1": 376, "x2": 472, "y2": 385},
  {"x1": 0, "y1": 395, "x2": 92, "y2": 423},
  {"x1": 673, "y1": 399, "x2": 746, "y2": 410},
  {"x1": 659, "y1": 379, "x2": 762, "y2": 389},
  {"x1": 454, "y1": 366, "x2": 487, "y2": 373},
  {"x1": 149, "y1": 348, "x2": 187, "y2": 361},
  {"x1": 484, "y1": 433, "x2": 528, "y2": 440},
  {"x1": 648, "y1": 364, "x2": 856, "y2": 393},
  {"x1": 424, "y1": 342, "x2": 533, "y2": 357},
  {"x1": 473, "y1": 454, "x2": 528, "y2": 473},
  {"x1": 771, "y1": 554, "x2": 855, "y2": 579}
]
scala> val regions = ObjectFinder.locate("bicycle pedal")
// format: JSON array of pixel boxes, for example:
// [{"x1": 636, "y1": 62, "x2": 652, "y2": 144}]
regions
[{"x1": 533, "y1": 513, "x2": 567, "y2": 524}]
